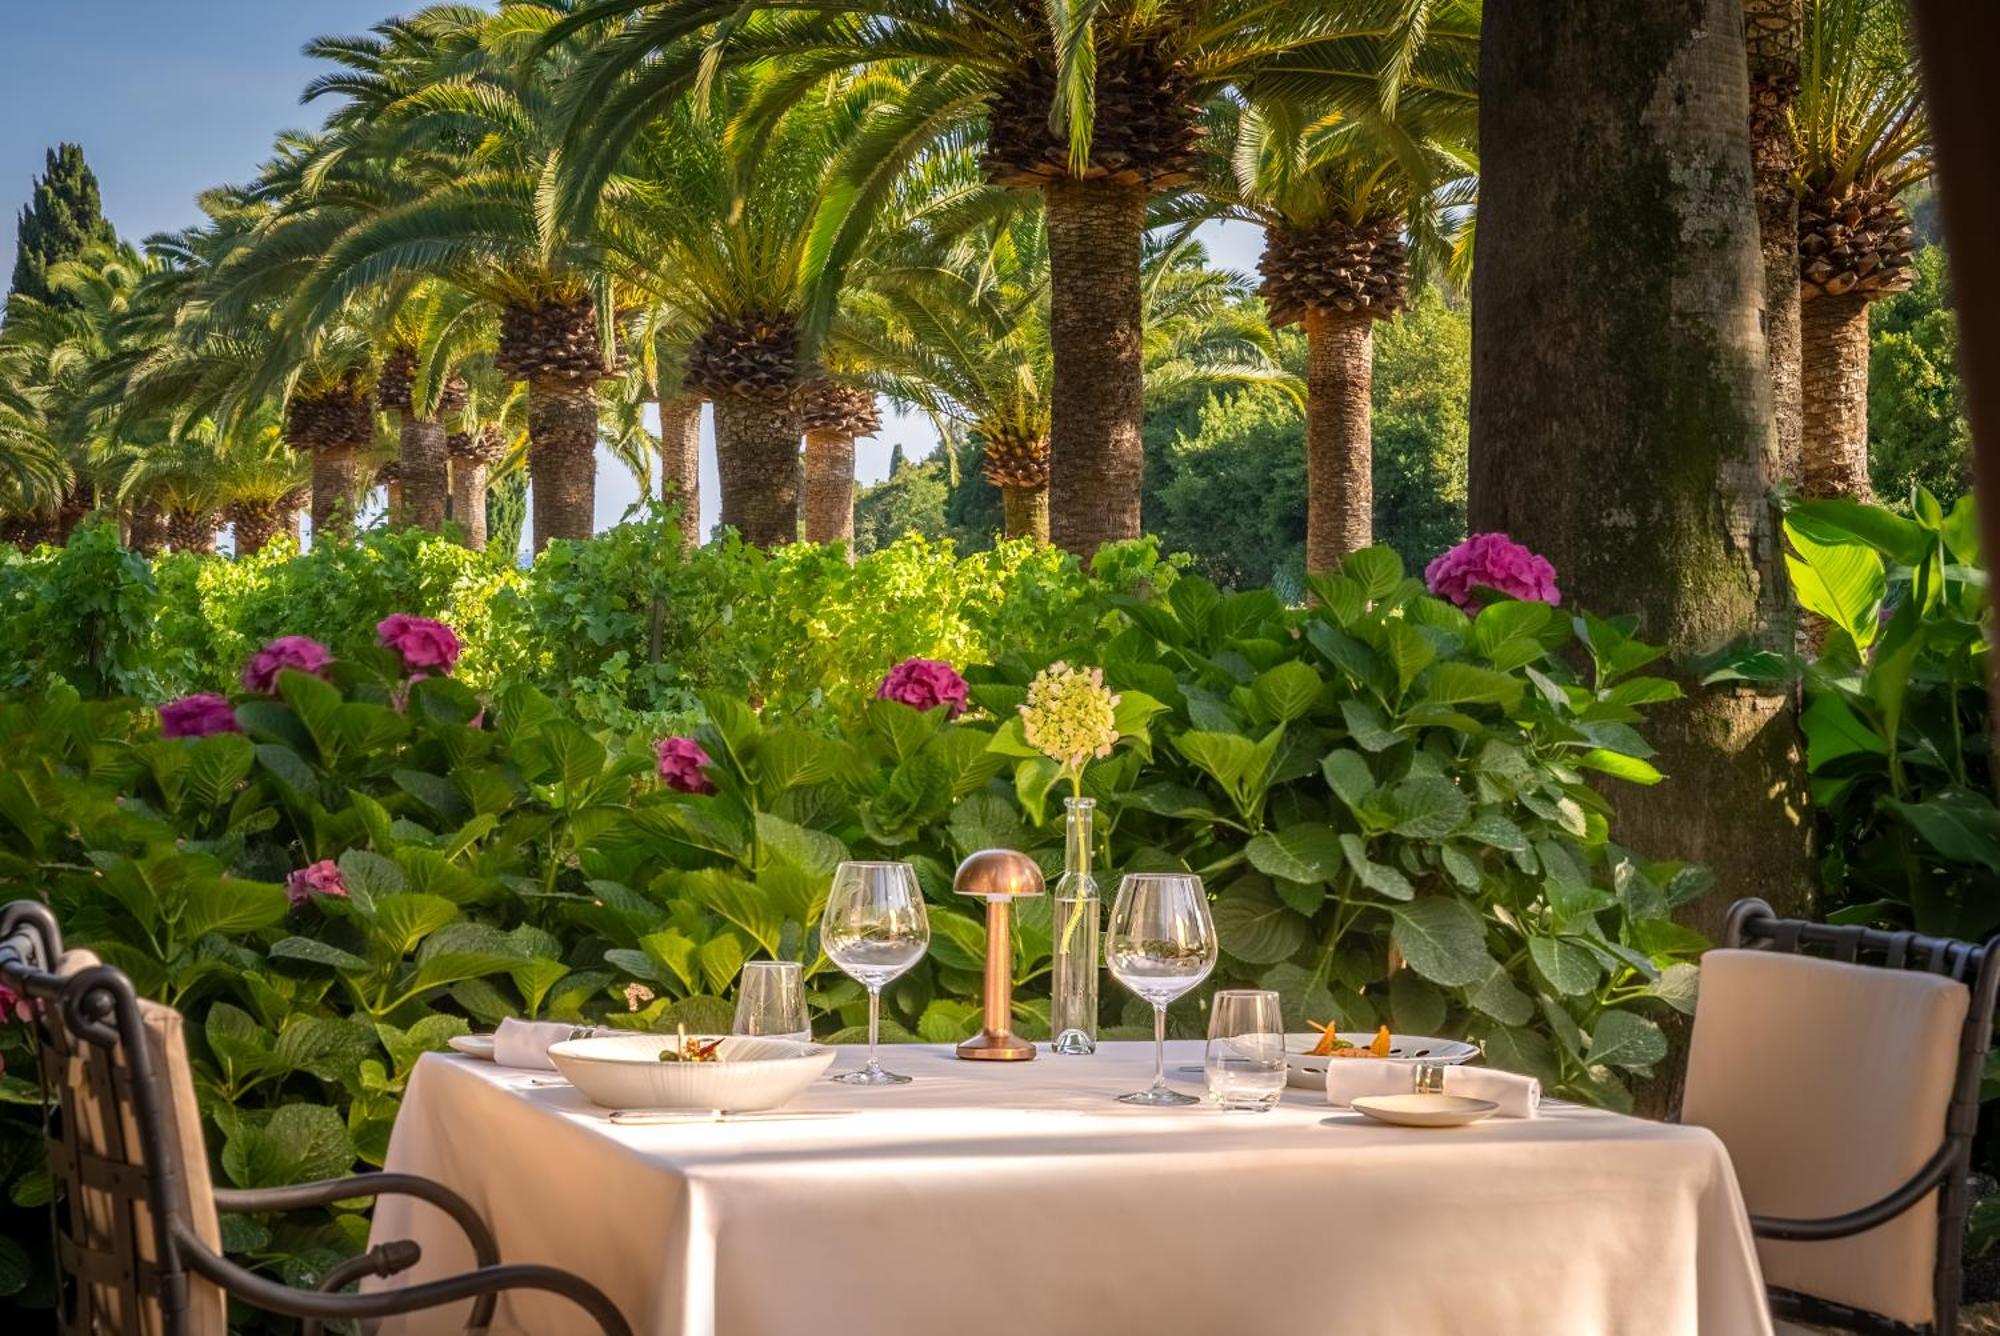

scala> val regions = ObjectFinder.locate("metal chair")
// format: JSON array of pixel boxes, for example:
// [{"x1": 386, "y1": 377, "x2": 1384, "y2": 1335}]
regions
[
  {"x1": 0, "y1": 901, "x2": 631, "y2": 1335},
  {"x1": 1682, "y1": 897, "x2": 2000, "y2": 1336}
]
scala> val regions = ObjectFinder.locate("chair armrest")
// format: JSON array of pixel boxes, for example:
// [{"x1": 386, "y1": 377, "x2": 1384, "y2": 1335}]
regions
[
  {"x1": 1750, "y1": 1142, "x2": 1957, "y2": 1242},
  {"x1": 214, "y1": 1171, "x2": 500, "y2": 1267},
  {"x1": 173, "y1": 1222, "x2": 631, "y2": 1336}
]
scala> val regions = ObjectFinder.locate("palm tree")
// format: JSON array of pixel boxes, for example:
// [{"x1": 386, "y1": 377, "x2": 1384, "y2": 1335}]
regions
[
  {"x1": 837, "y1": 216, "x2": 1296, "y2": 542},
  {"x1": 1793, "y1": 0, "x2": 1927, "y2": 501},
  {"x1": 796, "y1": 378, "x2": 881, "y2": 547},
  {"x1": 287, "y1": 3, "x2": 622, "y2": 551},
  {"x1": 1194, "y1": 94, "x2": 1473, "y2": 570},
  {"x1": 118, "y1": 413, "x2": 307, "y2": 555},
  {"x1": 1746, "y1": 0, "x2": 1805, "y2": 485},
  {"x1": 374, "y1": 284, "x2": 483, "y2": 531},
  {"x1": 548, "y1": 0, "x2": 1476, "y2": 558}
]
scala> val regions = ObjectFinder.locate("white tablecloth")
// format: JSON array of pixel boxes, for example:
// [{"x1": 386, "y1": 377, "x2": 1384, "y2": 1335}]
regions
[{"x1": 369, "y1": 1041, "x2": 1771, "y2": 1336}]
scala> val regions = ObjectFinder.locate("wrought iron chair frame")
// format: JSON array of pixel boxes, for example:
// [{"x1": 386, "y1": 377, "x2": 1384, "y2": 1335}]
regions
[
  {"x1": 1720, "y1": 897, "x2": 2000, "y2": 1336},
  {"x1": 0, "y1": 901, "x2": 631, "y2": 1336}
]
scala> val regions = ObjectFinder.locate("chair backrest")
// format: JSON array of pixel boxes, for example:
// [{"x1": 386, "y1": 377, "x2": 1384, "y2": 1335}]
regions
[
  {"x1": 1681, "y1": 898, "x2": 2000, "y2": 1334},
  {"x1": 0, "y1": 903, "x2": 226, "y2": 1336}
]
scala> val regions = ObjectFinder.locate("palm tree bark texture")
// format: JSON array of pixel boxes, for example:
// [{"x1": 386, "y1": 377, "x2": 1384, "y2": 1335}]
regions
[
  {"x1": 658, "y1": 391, "x2": 703, "y2": 548},
  {"x1": 526, "y1": 381, "x2": 598, "y2": 550},
  {"x1": 1469, "y1": 0, "x2": 1812, "y2": 938},
  {"x1": 448, "y1": 427, "x2": 503, "y2": 552},
  {"x1": 1744, "y1": 0, "x2": 1804, "y2": 488},
  {"x1": 398, "y1": 417, "x2": 450, "y2": 530},
  {"x1": 1303, "y1": 309, "x2": 1375, "y2": 571},
  {"x1": 309, "y1": 445, "x2": 360, "y2": 543},
  {"x1": 1002, "y1": 484, "x2": 1050, "y2": 544},
  {"x1": 1043, "y1": 180, "x2": 1146, "y2": 557},
  {"x1": 1799, "y1": 292, "x2": 1874, "y2": 500},
  {"x1": 713, "y1": 393, "x2": 801, "y2": 548},
  {"x1": 802, "y1": 429, "x2": 855, "y2": 547},
  {"x1": 229, "y1": 501, "x2": 284, "y2": 556}
]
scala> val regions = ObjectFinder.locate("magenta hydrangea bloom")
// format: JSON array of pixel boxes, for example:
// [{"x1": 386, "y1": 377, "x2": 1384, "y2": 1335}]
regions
[
  {"x1": 241, "y1": 636, "x2": 334, "y2": 694},
  {"x1": 655, "y1": 736, "x2": 717, "y2": 795},
  {"x1": 284, "y1": 860, "x2": 348, "y2": 909},
  {"x1": 875, "y1": 657, "x2": 970, "y2": 719},
  {"x1": 1423, "y1": 533, "x2": 1562, "y2": 612},
  {"x1": 377, "y1": 614, "x2": 461, "y2": 673},
  {"x1": 159, "y1": 694, "x2": 241, "y2": 738}
]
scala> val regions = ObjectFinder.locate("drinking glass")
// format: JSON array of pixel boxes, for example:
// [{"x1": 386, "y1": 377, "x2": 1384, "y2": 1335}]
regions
[
  {"x1": 1106, "y1": 872, "x2": 1216, "y2": 1106},
  {"x1": 733, "y1": 960, "x2": 810, "y2": 1042},
  {"x1": 1204, "y1": 990, "x2": 1285, "y2": 1111},
  {"x1": 822, "y1": 861, "x2": 930, "y2": 1085}
]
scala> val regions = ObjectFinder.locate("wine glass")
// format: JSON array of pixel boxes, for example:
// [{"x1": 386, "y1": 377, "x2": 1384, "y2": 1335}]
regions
[
  {"x1": 1106, "y1": 872, "x2": 1217, "y2": 1106},
  {"x1": 1204, "y1": 989, "x2": 1285, "y2": 1111},
  {"x1": 733, "y1": 960, "x2": 810, "y2": 1042},
  {"x1": 822, "y1": 861, "x2": 930, "y2": 1085}
]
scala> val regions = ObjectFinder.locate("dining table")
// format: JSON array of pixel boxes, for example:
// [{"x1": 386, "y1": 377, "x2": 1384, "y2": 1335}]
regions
[{"x1": 366, "y1": 1040, "x2": 1773, "y2": 1335}]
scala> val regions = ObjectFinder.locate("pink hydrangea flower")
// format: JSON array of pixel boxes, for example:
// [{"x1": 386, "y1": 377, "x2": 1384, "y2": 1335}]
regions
[
  {"x1": 875, "y1": 657, "x2": 970, "y2": 719},
  {"x1": 655, "y1": 736, "x2": 717, "y2": 795},
  {"x1": 241, "y1": 636, "x2": 334, "y2": 694},
  {"x1": 1424, "y1": 533, "x2": 1562, "y2": 612},
  {"x1": 284, "y1": 860, "x2": 348, "y2": 909},
  {"x1": 377, "y1": 614, "x2": 461, "y2": 673},
  {"x1": 0, "y1": 979, "x2": 29, "y2": 1024},
  {"x1": 159, "y1": 694, "x2": 241, "y2": 738}
]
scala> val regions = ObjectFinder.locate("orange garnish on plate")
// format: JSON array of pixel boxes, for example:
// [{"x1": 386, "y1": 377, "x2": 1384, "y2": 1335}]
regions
[
  {"x1": 1369, "y1": 1024, "x2": 1392, "y2": 1057},
  {"x1": 1305, "y1": 1020, "x2": 1354, "y2": 1057}
]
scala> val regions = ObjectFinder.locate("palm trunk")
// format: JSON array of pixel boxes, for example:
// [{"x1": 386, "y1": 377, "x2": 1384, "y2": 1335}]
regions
[
  {"x1": 1043, "y1": 180, "x2": 1146, "y2": 557},
  {"x1": 166, "y1": 509, "x2": 216, "y2": 553},
  {"x1": 1001, "y1": 485, "x2": 1050, "y2": 543},
  {"x1": 310, "y1": 444, "x2": 359, "y2": 543},
  {"x1": 128, "y1": 506, "x2": 166, "y2": 556},
  {"x1": 1746, "y1": 0, "x2": 1804, "y2": 487},
  {"x1": 713, "y1": 394, "x2": 800, "y2": 547},
  {"x1": 1470, "y1": 0, "x2": 1811, "y2": 955},
  {"x1": 1304, "y1": 309, "x2": 1376, "y2": 571},
  {"x1": 1799, "y1": 292, "x2": 1874, "y2": 501},
  {"x1": 398, "y1": 414, "x2": 450, "y2": 530},
  {"x1": 450, "y1": 457, "x2": 490, "y2": 551},
  {"x1": 230, "y1": 502, "x2": 283, "y2": 556},
  {"x1": 527, "y1": 379, "x2": 598, "y2": 551},
  {"x1": 659, "y1": 391, "x2": 703, "y2": 548},
  {"x1": 802, "y1": 428, "x2": 855, "y2": 548}
]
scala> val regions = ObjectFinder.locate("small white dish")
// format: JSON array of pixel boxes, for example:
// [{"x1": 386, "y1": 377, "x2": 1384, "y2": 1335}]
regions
[
  {"x1": 548, "y1": 1034, "x2": 836, "y2": 1112},
  {"x1": 1285, "y1": 1033, "x2": 1479, "y2": 1089},
  {"x1": 1349, "y1": 1093, "x2": 1498, "y2": 1127},
  {"x1": 449, "y1": 1034, "x2": 498, "y2": 1060}
]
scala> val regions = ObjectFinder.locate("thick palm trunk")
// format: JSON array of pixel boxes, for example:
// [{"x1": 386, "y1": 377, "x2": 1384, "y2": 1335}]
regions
[
  {"x1": 1470, "y1": 0, "x2": 1811, "y2": 949},
  {"x1": 128, "y1": 506, "x2": 166, "y2": 556},
  {"x1": 166, "y1": 509, "x2": 216, "y2": 554},
  {"x1": 450, "y1": 457, "x2": 490, "y2": 551},
  {"x1": 802, "y1": 428, "x2": 855, "y2": 548},
  {"x1": 1746, "y1": 0, "x2": 1804, "y2": 486},
  {"x1": 1304, "y1": 309, "x2": 1376, "y2": 572},
  {"x1": 398, "y1": 414, "x2": 450, "y2": 530},
  {"x1": 1043, "y1": 180, "x2": 1146, "y2": 557},
  {"x1": 230, "y1": 502, "x2": 283, "y2": 556},
  {"x1": 1002, "y1": 485, "x2": 1050, "y2": 543},
  {"x1": 713, "y1": 394, "x2": 800, "y2": 547},
  {"x1": 1800, "y1": 292, "x2": 1874, "y2": 501},
  {"x1": 527, "y1": 379, "x2": 597, "y2": 551},
  {"x1": 659, "y1": 392, "x2": 703, "y2": 548},
  {"x1": 310, "y1": 444, "x2": 360, "y2": 543}
]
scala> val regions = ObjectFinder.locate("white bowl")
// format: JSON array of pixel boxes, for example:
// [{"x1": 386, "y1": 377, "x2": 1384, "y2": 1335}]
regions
[
  {"x1": 548, "y1": 1034, "x2": 836, "y2": 1111},
  {"x1": 1284, "y1": 1033, "x2": 1480, "y2": 1089}
]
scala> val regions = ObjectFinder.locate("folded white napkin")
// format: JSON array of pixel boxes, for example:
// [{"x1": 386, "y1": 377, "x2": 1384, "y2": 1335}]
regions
[
  {"x1": 1325, "y1": 1061, "x2": 1541, "y2": 1118},
  {"x1": 493, "y1": 1018, "x2": 591, "y2": 1070}
]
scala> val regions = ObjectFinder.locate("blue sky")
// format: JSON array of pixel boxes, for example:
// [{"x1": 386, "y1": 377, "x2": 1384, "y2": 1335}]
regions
[{"x1": 2, "y1": 1, "x2": 1265, "y2": 545}]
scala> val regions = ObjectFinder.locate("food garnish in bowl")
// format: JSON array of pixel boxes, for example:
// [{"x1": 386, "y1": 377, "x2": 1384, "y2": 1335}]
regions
[
  {"x1": 1305, "y1": 1021, "x2": 1393, "y2": 1058},
  {"x1": 657, "y1": 1025, "x2": 723, "y2": 1063}
]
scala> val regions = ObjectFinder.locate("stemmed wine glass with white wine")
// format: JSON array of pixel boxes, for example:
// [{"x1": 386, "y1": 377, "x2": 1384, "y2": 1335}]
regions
[
  {"x1": 1106, "y1": 872, "x2": 1217, "y2": 1106},
  {"x1": 822, "y1": 861, "x2": 930, "y2": 1085}
]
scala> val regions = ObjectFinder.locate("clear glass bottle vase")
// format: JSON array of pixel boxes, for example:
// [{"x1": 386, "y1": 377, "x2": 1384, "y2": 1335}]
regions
[{"x1": 1050, "y1": 796, "x2": 1100, "y2": 1055}]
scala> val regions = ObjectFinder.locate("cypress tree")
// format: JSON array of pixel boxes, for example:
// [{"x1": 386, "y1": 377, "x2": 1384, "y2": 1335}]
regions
[{"x1": 9, "y1": 143, "x2": 114, "y2": 311}]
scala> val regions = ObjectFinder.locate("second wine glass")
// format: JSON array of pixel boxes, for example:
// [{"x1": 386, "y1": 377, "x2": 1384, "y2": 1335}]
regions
[
  {"x1": 822, "y1": 861, "x2": 930, "y2": 1085},
  {"x1": 1106, "y1": 872, "x2": 1217, "y2": 1106}
]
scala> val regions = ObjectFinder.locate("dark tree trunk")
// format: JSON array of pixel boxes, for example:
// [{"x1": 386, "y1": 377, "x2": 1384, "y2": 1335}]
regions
[
  {"x1": 1043, "y1": 180, "x2": 1146, "y2": 557},
  {"x1": 659, "y1": 391, "x2": 703, "y2": 548},
  {"x1": 310, "y1": 444, "x2": 360, "y2": 543},
  {"x1": 398, "y1": 414, "x2": 450, "y2": 530},
  {"x1": 527, "y1": 379, "x2": 598, "y2": 551},
  {"x1": 1469, "y1": 0, "x2": 1812, "y2": 939},
  {"x1": 166, "y1": 509, "x2": 216, "y2": 553},
  {"x1": 230, "y1": 502, "x2": 283, "y2": 556},
  {"x1": 713, "y1": 394, "x2": 800, "y2": 548},
  {"x1": 1002, "y1": 485, "x2": 1050, "y2": 543},
  {"x1": 1799, "y1": 291, "x2": 1875, "y2": 501},
  {"x1": 128, "y1": 506, "x2": 166, "y2": 556},
  {"x1": 802, "y1": 428, "x2": 855, "y2": 548},
  {"x1": 1304, "y1": 309, "x2": 1376, "y2": 571},
  {"x1": 450, "y1": 458, "x2": 490, "y2": 551},
  {"x1": 1745, "y1": 0, "x2": 1804, "y2": 487}
]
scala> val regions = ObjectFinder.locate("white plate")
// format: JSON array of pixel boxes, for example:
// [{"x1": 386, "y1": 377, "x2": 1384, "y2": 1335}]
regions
[
  {"x1": 1285, "y1": 1033, "x2": 1480, "y2": 1089},
  {"x1": 1350, "y1": 1093, "x2": 1497, "y2": 1127},
  {"x1": 449, "y1": 1034, "x2": 497, "y2": 1060},
  {"x1": 548, "y1": 1034, "x2": 836, "y2": 1112}
]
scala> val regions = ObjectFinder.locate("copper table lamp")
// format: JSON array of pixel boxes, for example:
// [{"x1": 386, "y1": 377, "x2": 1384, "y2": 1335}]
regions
[{"x1": 953, "y1": 849, "x2": 1044, "y2": 1061}]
